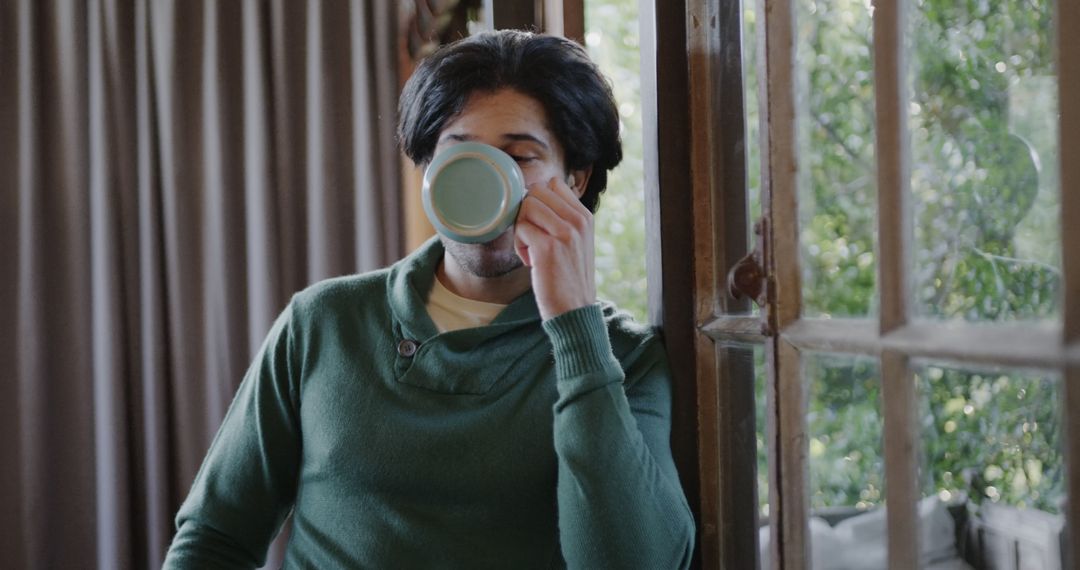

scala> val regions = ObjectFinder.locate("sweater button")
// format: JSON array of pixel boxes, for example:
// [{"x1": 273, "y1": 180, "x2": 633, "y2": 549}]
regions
[{"x1": 397, "y1": 339, "x2": 419, "y2": 358}]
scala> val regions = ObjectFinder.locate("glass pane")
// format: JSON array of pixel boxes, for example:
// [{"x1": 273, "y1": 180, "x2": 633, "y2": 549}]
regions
[
  {"x1": 760, "y1": 352, "x2": 886, "y2": 569},
  {"x1": 585, "y1": 0, "x2": 648, "y2": 321},
  {"x1": 751, "y1": 343, "x2": 769, "y2": 569},
  {"x1": 917, "y1": 363, "x2": 1066, "y2": 567},
  {"x1": 707, "y1": 342, "x2": 768, "y2": 569},
  {"x1": 805, "y1": 354, "x2": 884, "y2": 513},
  {"x1": 796, "y1": 0, "x2": 879, "y2": 318},
  {"x1": 803, "y1": 353, "x2": 886, "y2": 568},
  {"x1": 910, "y1": 1, "x2": 1062, "y2": 321},
  {"x1": 744, "y1": 0, "x2": 763, "y2": 317},
  {"x1": 744, "y1": 0, "x2": 762, "y2": 224},
  {"x1": 754, "y1": 344, "x2": 768, "y2": 520},
  {"x1": 704, "y1": 342, "x2": 766, "y2": 566}
]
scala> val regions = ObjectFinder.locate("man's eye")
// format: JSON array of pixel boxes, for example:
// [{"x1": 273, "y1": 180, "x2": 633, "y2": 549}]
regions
[{"x1": 510, "y1": 155, "x2": 536, "y2": 164}]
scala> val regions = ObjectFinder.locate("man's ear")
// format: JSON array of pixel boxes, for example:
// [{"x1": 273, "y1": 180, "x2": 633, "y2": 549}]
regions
[{"x1": 567, "y1": 166, "x2": 592, "y2": 198}]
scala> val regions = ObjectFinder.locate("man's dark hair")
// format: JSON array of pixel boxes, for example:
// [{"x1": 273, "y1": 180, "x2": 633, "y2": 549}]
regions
[{"x1": 398, "y1": 30, "x2": 622, "y2": 213}]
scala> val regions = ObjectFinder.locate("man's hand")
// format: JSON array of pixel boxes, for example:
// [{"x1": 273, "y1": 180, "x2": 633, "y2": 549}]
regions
[{"x1": 514, "y1": 176, "x2": 596, "y2": 321}]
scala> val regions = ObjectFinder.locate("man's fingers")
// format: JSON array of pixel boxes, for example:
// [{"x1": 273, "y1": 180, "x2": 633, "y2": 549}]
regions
[
  {"x1": 512, "y1": 177, "x2": 597, "y2": 321},
  {"x1": 514, "y1": 242, "x2": 531, "y2": 267},
  {"x1": 523, "y1": 178, "x2": 592, "y2": 235},
  {"x1": 513, "y1": 219, "x2": 549, "y2": 266},
  {"x1": 546, "y1": 175, "x2": 584, "y2": 205},
  {"x1": 541, "y1": 176, "x2": 590, "y2": 215},
  {"x1": 518, "y1": 193, "x2": 577, "y2": 242}
]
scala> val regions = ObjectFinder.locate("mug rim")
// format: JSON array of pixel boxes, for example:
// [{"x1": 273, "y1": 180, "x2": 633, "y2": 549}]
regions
[{"x1": 422, "y1": 142, "x2": 525, "y2": 243}]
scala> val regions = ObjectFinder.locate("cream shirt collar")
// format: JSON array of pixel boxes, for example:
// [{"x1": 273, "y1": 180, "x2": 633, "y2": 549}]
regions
[{"x1": 426, "y1": 275, "x2": 509, "y2": 333}]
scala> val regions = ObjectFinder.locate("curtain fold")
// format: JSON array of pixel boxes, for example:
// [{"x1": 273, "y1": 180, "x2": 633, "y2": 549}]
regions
[
  {"x1": 0, "y1": 0, "x2": 24, "y2": 564},
  {"x1": 0, "y1": 1, "x2": 403, "y2": 568}
]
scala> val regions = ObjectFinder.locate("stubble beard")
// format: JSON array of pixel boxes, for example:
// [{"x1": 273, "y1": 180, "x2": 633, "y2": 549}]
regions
[{"x1": 440, "y1": 233, "x2": 524, "y2": 278}]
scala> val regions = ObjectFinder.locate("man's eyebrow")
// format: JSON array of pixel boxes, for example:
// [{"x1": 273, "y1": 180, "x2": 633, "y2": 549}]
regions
[
  {"x1": 440, "y1": 133, "x2": 475, "y2": 143},
  {"x1": 438, "y1": 132, "x2": 550, "y2": 150},
  {"x1": 501, "y1": 133, "x2": 550, "y2": 150}
]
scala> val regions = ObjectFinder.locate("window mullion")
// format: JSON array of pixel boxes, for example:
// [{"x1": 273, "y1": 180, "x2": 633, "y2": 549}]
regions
[
  {"x1": 1058, "y1": 0, "x2": 1080, "y2": 563},
  {"x1": 757, "y1": 0, "x2": 801, "y2": 331},
  {"x1": 1063, "y1": 0, "x2": 1080, "y2": 343},
  {"x1": 757, "y1": 0, "x2": 806, "y2": 564},
  {"x1": 777, "y1": 319, "x2": 1063, "y2": 368},
  {"x1": 874, "y1": 0, "x2": 911, "y2": 333},
  {"x1": 879, "y1": 351, "x2": 918, "y2": 569},
  {"x1": 872, "y1": 0, "x2": 920, "y2": 566},
  {"x1": 1066, "y1": 367, "x2": 1080, "y2": 568},
  {"x1": 768, "y1": 339, "x2": 808, "y2": 568}
]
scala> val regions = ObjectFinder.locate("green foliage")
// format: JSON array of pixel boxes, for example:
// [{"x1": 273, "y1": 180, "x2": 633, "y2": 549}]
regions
[
  {"x1": 908, "y1": 0, "x2": 1061, "y2": 321},
  {"x1": 586, "y1": 0, "x2": 649, "y2": 323},
  {"x1": 919, "y1": 367, "x2": 1064, "y2": 513},
  {"x1": 806, "y1": 356, "x2": 886, "y2": 510},
  {"x1": 753, "y1": 0, "x2": 1065, "y2": 516},
  {"x1": 796, "y1": 0, "x2": 880, "y2": 318},
  {"x1": 588, "y1": 0, "x2": 1065, "y2": 518},
  {"x1": 756, "y1": 356, "x2": 1065, "y2": 517}
]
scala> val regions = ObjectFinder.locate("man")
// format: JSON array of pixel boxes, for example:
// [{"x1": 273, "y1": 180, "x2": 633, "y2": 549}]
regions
[{"x1": 164, "y1": 30, "x2": 695, "y2": 569}]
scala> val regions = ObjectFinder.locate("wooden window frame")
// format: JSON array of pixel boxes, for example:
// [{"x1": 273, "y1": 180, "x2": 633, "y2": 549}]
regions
[
  {"x1": 642, "y1": 0, "x2": 760, "y2": 567},
  {"x1": 644, "y1": 0, "x2": 1080, "y2": 568},
  {"x1": 1060, "y1": 0, "x2": 1080, "y2": 566}
]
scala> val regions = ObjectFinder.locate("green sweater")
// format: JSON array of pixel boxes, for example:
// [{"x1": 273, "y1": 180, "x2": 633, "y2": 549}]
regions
[{"x1": 164, "y1": 240, "x2": 695, "y2": 569}]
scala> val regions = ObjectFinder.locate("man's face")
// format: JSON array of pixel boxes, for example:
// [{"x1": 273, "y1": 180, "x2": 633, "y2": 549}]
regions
[{"x1": 433, "y1": 88, "x2": 571, "y2": 278}]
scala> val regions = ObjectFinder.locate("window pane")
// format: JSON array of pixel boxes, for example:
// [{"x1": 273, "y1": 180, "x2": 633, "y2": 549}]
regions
[
  {"x1": 751, "y1": 343, "x2": 773, "y2": 569},
  {"x1": 585, "y1": 0, "x2": 647, "y2": 321},
  {"x1": 754, "y1": 344, "x2": 768, "y2": 520},
  {"x1": 730, "y1": 341, "x2": 773, "y2": 565},
  {"x1": 796, "y1": 0, "x2": 879, "y2": 318},
  {"x1": 743, "y1": 0, "x2": 763, "y2": 317},
  {"x1": 910, "y1": 1, "x2": 1061, "y2": 322},
  {"x1": 806, "y1": 353, "x2": 884, "y2": 512},
  {"x1": 916, "y1": 362, "x2": 1066, "y2": 566},
  {"x1": 744, "y1": 0, "x2": 762, "y2": 224},
  {"x1": 759, "y1": 352, "x2": 886, "y2": 568}
]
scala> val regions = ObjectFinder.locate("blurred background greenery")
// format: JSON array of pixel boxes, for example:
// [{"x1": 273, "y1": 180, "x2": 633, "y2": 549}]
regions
[
  {"x1": 586, "y1": 0, "x2": 1065, "y2": 519},
  {"x1": 585, "y1": 0, "x2": 649, "y2": 322},
  {"x1": 780, "y1": 0, "x2": 1065, "y2": 518}
]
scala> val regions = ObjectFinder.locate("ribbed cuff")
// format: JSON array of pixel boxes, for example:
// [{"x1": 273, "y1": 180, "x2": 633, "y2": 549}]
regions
[{"x1": 542, "y1": 304, "x2": 618, "y2": 379}]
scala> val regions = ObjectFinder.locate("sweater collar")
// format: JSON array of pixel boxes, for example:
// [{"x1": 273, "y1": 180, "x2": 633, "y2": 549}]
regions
[{"x1": 387, "y1": 237, "x2": 541, "y2": 342}]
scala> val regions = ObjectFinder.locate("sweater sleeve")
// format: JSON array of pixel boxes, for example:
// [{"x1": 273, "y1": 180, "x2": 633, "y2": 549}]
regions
[
  {"x1": 163, "y1": 301, "x2": 303, "y2": 570},
  {"x1": 542, "y1": 304, "x2": 696, "y2": 569}
]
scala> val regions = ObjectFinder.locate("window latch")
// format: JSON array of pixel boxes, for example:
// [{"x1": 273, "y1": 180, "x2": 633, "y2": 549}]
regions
[{"x1": 727, "y1": 218, "x2": 768, "y2": 309}]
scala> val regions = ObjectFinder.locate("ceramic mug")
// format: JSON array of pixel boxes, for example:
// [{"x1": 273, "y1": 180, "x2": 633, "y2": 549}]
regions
[{"x1": 422, "y1": 142, "x2": 526, "y2": 243}]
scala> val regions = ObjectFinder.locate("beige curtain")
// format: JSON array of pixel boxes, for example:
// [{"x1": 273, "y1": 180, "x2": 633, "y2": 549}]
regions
[{"x1": 0, "y1": 0, "x2": 402, "y2": 568}]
